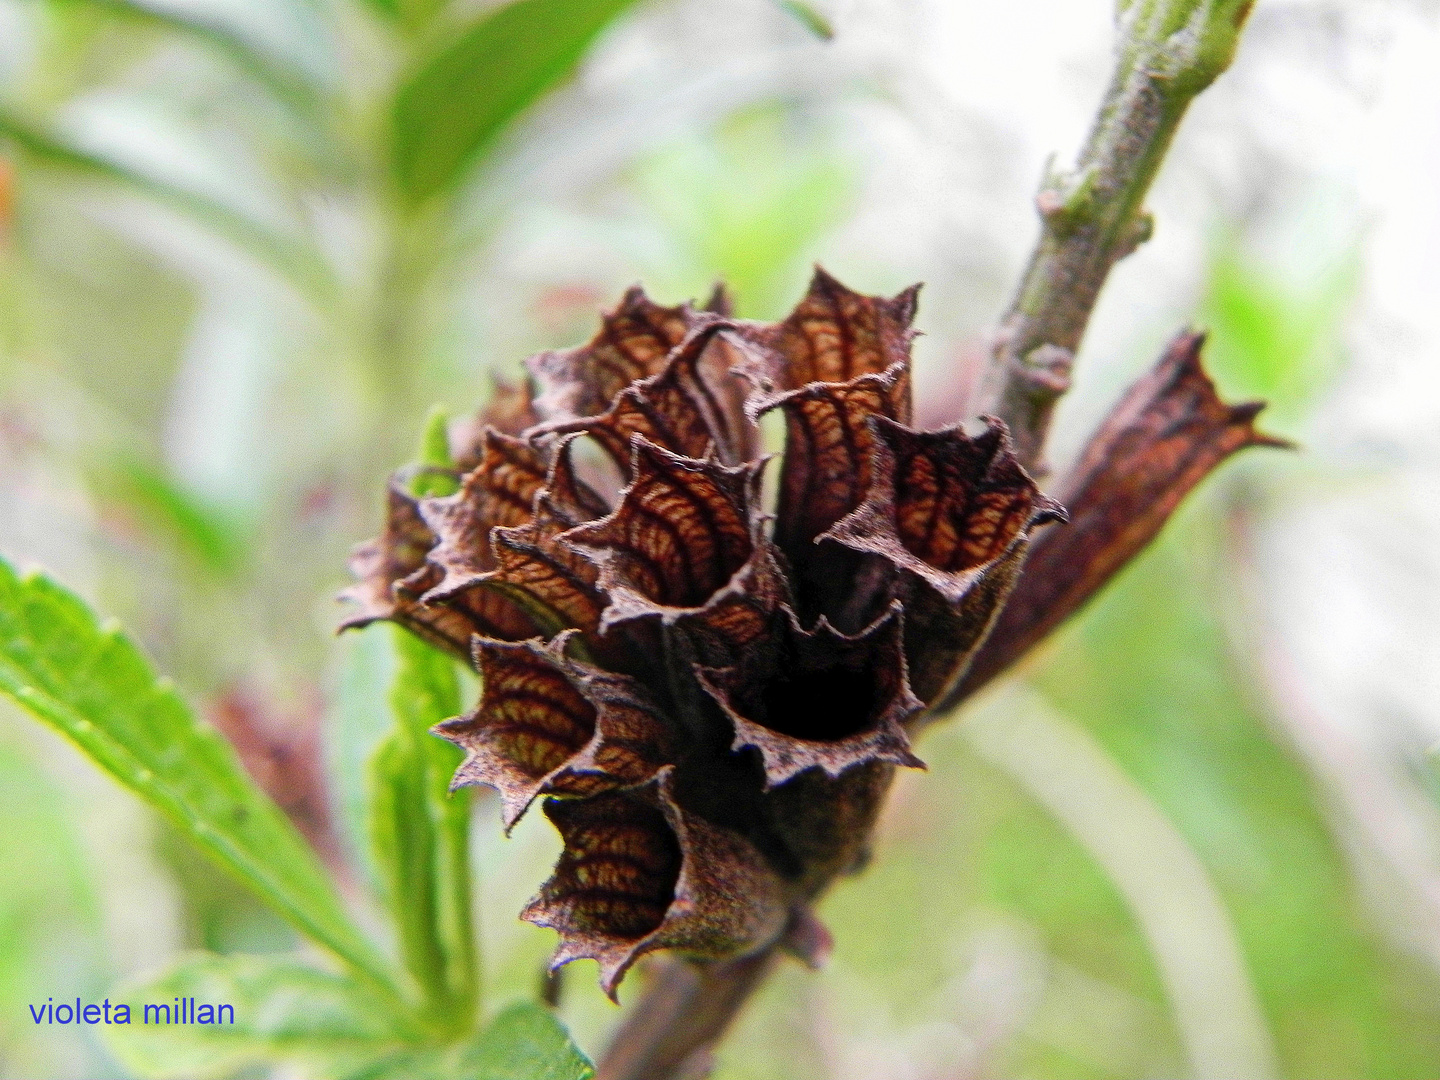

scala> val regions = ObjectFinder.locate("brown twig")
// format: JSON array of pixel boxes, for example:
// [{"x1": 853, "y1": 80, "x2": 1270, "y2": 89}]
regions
[{"x1": 597, "y1": 953, "x2": 778, "y2": 1080}]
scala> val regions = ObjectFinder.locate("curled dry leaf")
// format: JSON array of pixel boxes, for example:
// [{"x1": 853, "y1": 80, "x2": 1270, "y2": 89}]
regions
[
  {"x1": 341, "y1": 474, "x2": 532, "y2": 657},
  {"x1": 543, "y1": 322, "x2": 758, "y2": 470},
  {"x1": 345, "y1": 270, "x2": 1279, "y2": 995},
  {"x1": 449, "y1": 374, "x2": 541, "y2": 471},
  {"x1": 522, "y1": 769, "x2": 788, "y2": 1001},
  {"x1": 824, "y1": 415, "x2": 1065, "y2": 704},
  {"x1": 731, "y1": 266, "x2": 919, "y2": 391},
  {"x1": 434, "y1": 633, "x2": 675, "y2": 831},
  {"x1": 527, "y1": 286, "x2": 702, "y2": 423},
  {"x1": 420, "y1": 430, "x2": 552, "y2": 594},
  {"x1": 563, "y1": 437, "x2": 764, "y2": 627},
  {"x1": 950, "y1": 329, "x2": 1288, "y2": 707},
  {"x1": 425, "y1": 438, "x2": 611, "y2": 648},
  {"x1": 825, "y1": 417, "x2": 1064, "y2": 603},
  {"x1": 756, "y1": 364, "x2": 912, "y2": 553}
]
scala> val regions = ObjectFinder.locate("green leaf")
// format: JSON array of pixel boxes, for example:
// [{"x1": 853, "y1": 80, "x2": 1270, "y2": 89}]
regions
[
  {"x1": 370, "y1": 733, "x2": 446, "y2": 1004},
  {"x1": 343, "y1": 1002, "x2": 594, "y2": 1080},
  {"x1": 0, "y1": 108, "x2": 337, "y2": 303},
  {"x1": 98, "y1": 456, "x2": 248, "y2": 579},
  {"x1": 50, "y1": 0, "x2": 331, "y2": 111},
  {"x1": 104, "y1": 952, "x2": 415, "y2": 1080},
  {"x1": 468, "y1": 1003, "x2": 594, "y2": 1080},
  {"x1": 775, "y1": 0, "x2": 834, "y2": 40},
  {"x1": 411, "y1": 406, "x2": 462, "y2": 499},
  {"x1": 0, "y1": 557, "x2": 395, "y2": 993},
  {"x1": 370, "y1": 626, "x2": 476, "y2": 1025},
  {"x1": 391, "y1": 0, "x2": 644, "y2": 206}
]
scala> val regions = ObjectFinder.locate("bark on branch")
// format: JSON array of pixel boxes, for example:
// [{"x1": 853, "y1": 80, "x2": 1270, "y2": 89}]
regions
[
  {"x1": 978, "y1": 0, "x2": 1255, "y2": 472},
  {"x1": 597, "y1": 953, "x2": 778, "y2": 1080}
]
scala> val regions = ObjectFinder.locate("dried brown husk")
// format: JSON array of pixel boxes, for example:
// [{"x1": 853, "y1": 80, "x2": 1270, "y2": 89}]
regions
[
  {"x1": 950, "y1": 329, "x2": 1287, "y2": 706},
  {"x1": 522, "y1": 769, "x2": 789, "y2": 1000},
  {"x1": 345, "y1": 271, "x2": 1268, "y2": 998},
  {"x1": 434, "y1": 633, "x2": 676, "y2": 831}
]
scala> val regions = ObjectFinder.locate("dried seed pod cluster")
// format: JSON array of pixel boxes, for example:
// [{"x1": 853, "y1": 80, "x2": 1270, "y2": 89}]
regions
[{"x1": 344, "y1": 270, "x2": 1063, "y2": 996}]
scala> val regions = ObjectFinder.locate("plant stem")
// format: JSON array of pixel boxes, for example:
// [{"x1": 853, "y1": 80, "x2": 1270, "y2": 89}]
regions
[
  {"x1": 597, "y1": 953, "x2": 778, "y2": 1080},
  {"x1": 977, "y1": 0, "x2": 1254, "y2": 471},
  {"x1": 595, "y1": 5, "x2": 1258, "y2": 1077}
]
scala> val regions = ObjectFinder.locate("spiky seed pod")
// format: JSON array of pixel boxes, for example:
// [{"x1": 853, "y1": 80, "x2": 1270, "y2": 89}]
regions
[{"x1": 344, "y1": 270, "x2": 1062, "y2": 997}]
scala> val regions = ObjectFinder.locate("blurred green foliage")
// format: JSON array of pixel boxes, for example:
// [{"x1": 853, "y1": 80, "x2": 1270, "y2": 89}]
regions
[
  {"x1": 1200, "y1": 233, "x2": 1357, "y2": 428},
  {"x1": 0, "y1": 541, "x2": 592, "y2": 1075},
  {"x1": 1034, "y1": 500, "x2": 1440, "y2": 1079},
  {"x1": 392, "y1": 0, "x2": 643, "y2": 205},
  {"x1": 0, "y1": 0, "x2": 1434, "y2": 1077}
]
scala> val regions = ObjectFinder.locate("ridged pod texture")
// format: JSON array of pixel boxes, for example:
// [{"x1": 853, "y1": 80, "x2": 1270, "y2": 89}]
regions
[{"x1": 344, "y1": 271, "x2": 1063, "y2": 996}]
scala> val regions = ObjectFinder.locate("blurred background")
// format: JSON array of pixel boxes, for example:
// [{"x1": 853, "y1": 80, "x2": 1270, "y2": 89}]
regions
[{"x1": 3, "y1": 0, "x2": 1440, "y2": 1076}]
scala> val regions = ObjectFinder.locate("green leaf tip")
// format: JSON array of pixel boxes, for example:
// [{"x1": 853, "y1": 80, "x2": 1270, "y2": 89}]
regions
[
  {"x1": 390, "y1": 0, "x2": 644, "y2": 206},
  {"x1": 324, "y1": 1001, "x2": 592, "y2": 1080},
  {"x1": 411, "y1": 407, "x2": 461, "y2": 498},
  {"x1": 421, "y1": 407, "x2": 454, "y2": 468},
  {"x1": 777, "y1": 0, "x2": 834, "y2": 39},
  {"x1": 0, "y1": 555, "x2": 396, "y2": 994},
  {"x1": 469, "y1": 1002, "x2": 594, "y2": 1080}
]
